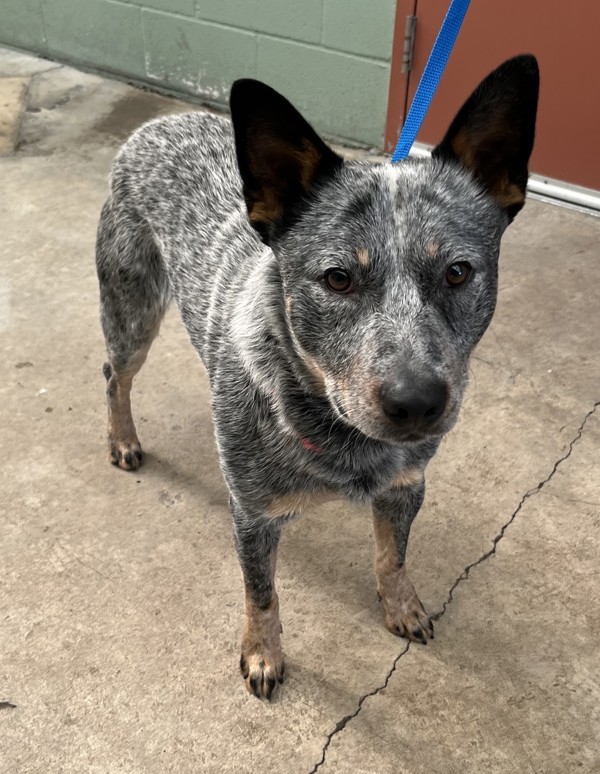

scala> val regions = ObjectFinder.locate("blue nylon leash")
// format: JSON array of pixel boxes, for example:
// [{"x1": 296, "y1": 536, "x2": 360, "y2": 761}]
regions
[{"x1": 391, "y1": 0, "x2": 471, "y2": 162}]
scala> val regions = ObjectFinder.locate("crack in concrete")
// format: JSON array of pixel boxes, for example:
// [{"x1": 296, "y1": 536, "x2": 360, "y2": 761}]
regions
[
  {"x1": 433, "y1": 399, "x2": 599, "y2": 621},
  {"x1": 308, "y1": 399, "x2": 599, "y2": 773},
  {"x1": 307, "y1": 642, "x2": 410, "y2": 774}
]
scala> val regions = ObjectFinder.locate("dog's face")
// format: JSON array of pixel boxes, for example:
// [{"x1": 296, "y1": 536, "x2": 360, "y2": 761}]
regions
[
  {"x1": 272, "y1": 159, "x2": 504, "y2": 443},
  {"x1": 231, "y1": 57, "x2": 539, "y2": 444}
]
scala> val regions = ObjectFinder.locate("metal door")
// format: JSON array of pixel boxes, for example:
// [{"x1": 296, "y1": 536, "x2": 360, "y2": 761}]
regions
[{"x1": 385, "y1": 0, "x2": 600, "y2": 194}]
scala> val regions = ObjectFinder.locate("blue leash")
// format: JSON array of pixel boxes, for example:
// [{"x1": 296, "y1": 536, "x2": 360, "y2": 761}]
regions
[{"x1": 391, "y1": 0, "x2": 471, "y2": 162}]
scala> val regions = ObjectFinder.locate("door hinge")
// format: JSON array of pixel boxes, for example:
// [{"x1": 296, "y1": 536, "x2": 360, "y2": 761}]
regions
[{"x1": 401, "y1": 15, "x2": 417, "y2": 73}]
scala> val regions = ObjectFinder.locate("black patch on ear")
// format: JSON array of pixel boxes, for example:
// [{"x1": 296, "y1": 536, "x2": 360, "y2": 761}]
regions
[
  {"x1": 230, "y1": 79, "x2": 343, "y2": 243},
  {"x1": 433, "y1": 55, "x2": 539, "y2": 221}
]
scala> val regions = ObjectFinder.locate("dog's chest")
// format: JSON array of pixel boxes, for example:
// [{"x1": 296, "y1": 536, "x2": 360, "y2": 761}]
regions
[
  {"x1": 300, "y1": 438, "x2": 423, "y2": 503},
  {"x1": 263, "y1": 451, "x2": 424, "y2": 519}
]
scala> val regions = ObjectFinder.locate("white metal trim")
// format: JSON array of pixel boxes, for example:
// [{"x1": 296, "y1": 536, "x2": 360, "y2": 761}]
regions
[{"x1": 527, "y1": 175, "x2": 600, "y2": 214}]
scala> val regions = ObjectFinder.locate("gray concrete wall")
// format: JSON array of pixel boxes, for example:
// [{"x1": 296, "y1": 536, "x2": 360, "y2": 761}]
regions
[{"x1": 0, "y1": 0, "x2": 396, "y2": 146}]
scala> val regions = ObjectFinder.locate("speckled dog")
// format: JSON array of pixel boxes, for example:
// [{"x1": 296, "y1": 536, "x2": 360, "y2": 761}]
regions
[{"x1": 96, "y1": 56, "x2": 538, "y2": 699}]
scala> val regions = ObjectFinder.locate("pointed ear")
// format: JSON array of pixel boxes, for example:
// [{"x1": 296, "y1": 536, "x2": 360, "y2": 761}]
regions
[
  {"x1": 432, "y1": 55, "x2": 539, "y2": 220},
  {"x1": 230, "y1": 79, "x2": 343, "y2": 242}
]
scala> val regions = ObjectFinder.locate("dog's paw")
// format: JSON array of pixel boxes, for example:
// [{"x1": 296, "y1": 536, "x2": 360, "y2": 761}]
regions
[
  {"x1": 383, "y1": 593, "x2": 434, "y2": 644},
  {"x1": 378, "y1": 569, "x2": 434, "y2": 645},
  {"x1": 240, "y1": 594, "x2": 284, "y2": 700},
  {"x1": 240, "y1": 649, "x2": 285, "y2": 700},
  {"x1": 109, "y1": 439, "x2": 143, "y2": 471}
]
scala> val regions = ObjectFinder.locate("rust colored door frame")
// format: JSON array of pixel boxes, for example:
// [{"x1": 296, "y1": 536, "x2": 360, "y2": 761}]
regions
[{"x1": 384, "y1": 0, "x2": 416, "y2": 155}]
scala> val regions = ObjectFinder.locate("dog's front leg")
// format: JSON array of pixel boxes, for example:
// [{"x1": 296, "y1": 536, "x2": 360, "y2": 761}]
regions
[
  {"x1": 232, "y1": 504, "x2": 284, "y2": 699},
  {"x1": 373, "y1": 476, "x2": 434, "y2": 644}
]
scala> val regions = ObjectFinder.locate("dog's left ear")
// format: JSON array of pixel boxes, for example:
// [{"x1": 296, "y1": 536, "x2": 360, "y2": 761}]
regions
[
  {"x1": 433, "y1": 55, "x2": 539, "y2": 220},
  {"x1": 230, "y1": 79, "x2": 343, "y2": 242}
]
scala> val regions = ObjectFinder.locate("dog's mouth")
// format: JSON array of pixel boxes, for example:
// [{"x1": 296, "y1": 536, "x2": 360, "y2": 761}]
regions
[
  {"x1": 375, "y1": 420, "x2": 447, "y2": 445},
  {"x1": 388, "y1": 428, "x2": 433, "y2": 444}
]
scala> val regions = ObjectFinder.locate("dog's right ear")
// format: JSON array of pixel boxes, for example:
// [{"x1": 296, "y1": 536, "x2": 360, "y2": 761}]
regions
[
  {"x1": 432, "y1": 55, "x2": 539, "y2": 221},
  {"x1": 230, "y1": 79, "x2": 343, "y2": 243}
]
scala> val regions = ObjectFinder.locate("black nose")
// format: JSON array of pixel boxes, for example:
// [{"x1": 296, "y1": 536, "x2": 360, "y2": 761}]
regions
[{"x1": 380, "y1": 376, "x2": 447, "y2": 430}]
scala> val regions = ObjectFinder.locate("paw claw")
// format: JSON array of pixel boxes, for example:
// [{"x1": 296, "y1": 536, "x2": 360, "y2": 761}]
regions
[
  {"x1": 109, "y1": 440, "x2": 143, "y2": 471},
  {"x1": 379, "y1": 574, "x2": 435, "y2": 645},
  {"x1": 249, "y1": 676, "x2": 260, "y2": 698},
  {"x1": 266, "y1": 676, "x2": 277, "y2": 700},
  {"x1": 240, "y1": 655, "x2": 248, "y2": 679},
  {"x1": 240, "y1": 651, "x2": 285, "y2": 700}
]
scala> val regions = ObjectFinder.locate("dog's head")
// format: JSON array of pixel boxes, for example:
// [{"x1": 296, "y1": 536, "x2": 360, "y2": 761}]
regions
[{"x1": 230, "y1": 56, "x2": 539, "y2": 444}]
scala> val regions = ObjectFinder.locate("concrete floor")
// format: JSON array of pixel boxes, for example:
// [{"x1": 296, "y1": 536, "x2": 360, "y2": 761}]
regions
[{"x1": 1, "y1": 47, "x2": 599, "y2": 773}]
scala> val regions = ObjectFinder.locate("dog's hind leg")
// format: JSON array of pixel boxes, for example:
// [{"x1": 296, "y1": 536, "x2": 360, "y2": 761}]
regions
[{"x1": 96, "y1": 198, "x2": 170, "y2": 470}]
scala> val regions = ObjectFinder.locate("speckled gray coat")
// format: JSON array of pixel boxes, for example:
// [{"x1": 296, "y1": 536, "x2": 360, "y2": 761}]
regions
[{"x1": 96, "y1": 56, "x2": 539, "y2": 698}]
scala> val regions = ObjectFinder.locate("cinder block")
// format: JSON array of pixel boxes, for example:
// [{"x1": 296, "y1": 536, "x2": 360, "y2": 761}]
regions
[
  {"x1": 257, "y1": 36, "x2": 390, "y2": 146},
  {"x1": 0, "y1": 0, "x2": 47, "y2": 51},
  {"x1": 143, "y1": 10, "x2": 257, "y2": 102},
  {"x1": 116, "y1": 0, "x2": 195, "y2": 16},
  {"x1": 322, "y1": 0, "x2": 396, "y2": 59},
  {"x1": 43, "y1": 0, "x2": 146, "y2": 78},
  {"x1": 195, "y1": 0, "x2": 322, "y2": 44}
]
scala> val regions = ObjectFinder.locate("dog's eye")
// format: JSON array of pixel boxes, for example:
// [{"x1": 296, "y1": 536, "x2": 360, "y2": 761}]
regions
[
  {"x1": 324, "y1": 268, "x2": 354, "y2": 294},
  {"x1": 445, "y1": 262, "x2": 472, "y2": 287}
]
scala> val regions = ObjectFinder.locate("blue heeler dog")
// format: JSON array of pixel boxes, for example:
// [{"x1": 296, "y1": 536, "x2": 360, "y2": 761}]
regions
[{"x1": 96, "y1": 56, "x2": 539, "y2": 699}]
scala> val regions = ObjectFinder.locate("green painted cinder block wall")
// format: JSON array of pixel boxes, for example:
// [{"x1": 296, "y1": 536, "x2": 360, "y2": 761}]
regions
[{"x1": 0, "y1": 0, "x2": 397, "y2": 147}]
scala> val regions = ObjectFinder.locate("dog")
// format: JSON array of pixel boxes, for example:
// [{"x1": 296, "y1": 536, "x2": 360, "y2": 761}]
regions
[{"x1": 96, "y1": 55, "x2": 539, "y2": 699}]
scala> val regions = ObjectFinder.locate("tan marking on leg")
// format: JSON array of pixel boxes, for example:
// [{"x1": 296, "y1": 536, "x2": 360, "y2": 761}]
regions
[
  {"x1": 390, "y1": 467, "x2": 424, "y2": 489},
  {"x1": 373, "y1": 515, "x2": 433, "y2": 643},
  {"x1": 357, "y1": 247, "x2": 370, "y2": 266},
  {"x1": 107, "y1": 363, "x2": 136, "y2": 436},
  {"x1": 265, "y1": 488, "x2": 336, "y2": 518},
  {"x1": 240, "y1": 547, "x2": 284, "y2": 700},
  {"x1": 106, "y1": 337, "x2": 156, "y2": 471}
]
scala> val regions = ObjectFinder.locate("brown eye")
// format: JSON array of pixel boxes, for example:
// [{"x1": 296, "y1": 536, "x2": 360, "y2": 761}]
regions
[
  {"x1": 324, "y1": 268, "x2": 353, "y2": 294},
  {"x1": 445, "y1": 262, "x2": 472, "y2": 287}
]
